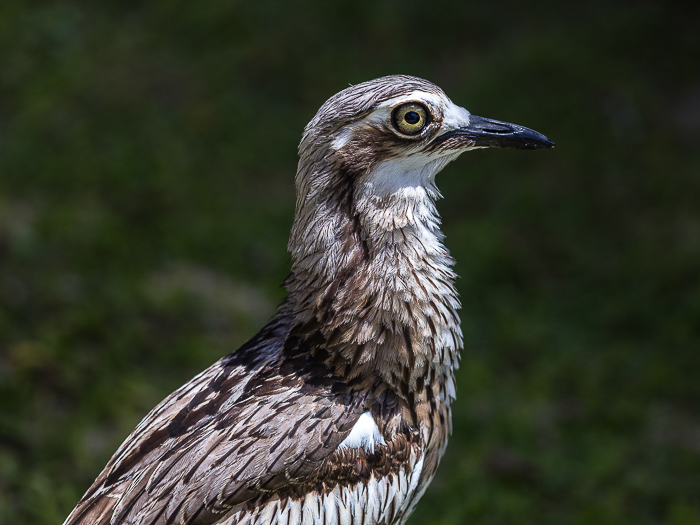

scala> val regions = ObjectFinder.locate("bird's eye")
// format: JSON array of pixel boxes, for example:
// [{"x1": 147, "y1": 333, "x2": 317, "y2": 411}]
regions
[{"x1": 392, "y1": 103, "x2": 429, "y2": 136}]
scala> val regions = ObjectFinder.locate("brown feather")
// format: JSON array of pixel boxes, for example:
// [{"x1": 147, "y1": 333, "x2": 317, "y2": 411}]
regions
[{"x1": 64, "y1": 75, "x2": 467, "y2": 525}]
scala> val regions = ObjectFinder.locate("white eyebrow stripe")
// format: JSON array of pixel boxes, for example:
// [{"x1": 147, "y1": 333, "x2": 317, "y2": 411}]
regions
[
  {"x1": 337, "y1": 412, "x2": 387, "y2": 454},
  {"x1": 375, "y1": 90, "x2": 443, "y2": 109}
]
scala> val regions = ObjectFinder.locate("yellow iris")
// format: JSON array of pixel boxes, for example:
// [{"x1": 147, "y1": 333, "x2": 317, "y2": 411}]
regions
[{"x1": 392, "y1": 103, "x2": 428, "y2": 135}]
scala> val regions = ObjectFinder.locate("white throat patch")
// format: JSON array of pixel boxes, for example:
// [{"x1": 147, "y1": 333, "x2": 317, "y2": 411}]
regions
[
  {"x1": 337, "y1": 412, "x2": 387, "y2": 454},
  {"x1": 364, "y1": 154, "x2": 456, "y2": 199}
]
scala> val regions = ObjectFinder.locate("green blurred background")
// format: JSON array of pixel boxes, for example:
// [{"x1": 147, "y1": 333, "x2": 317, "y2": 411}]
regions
[{"x1": 1, "y1": 1, "x2": 699, "y2": 523}]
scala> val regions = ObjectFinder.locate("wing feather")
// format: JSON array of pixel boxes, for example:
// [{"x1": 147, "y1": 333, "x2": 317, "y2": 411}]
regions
[{"x1": 64, "y1": 317, "x2": 367, "y2": 525}]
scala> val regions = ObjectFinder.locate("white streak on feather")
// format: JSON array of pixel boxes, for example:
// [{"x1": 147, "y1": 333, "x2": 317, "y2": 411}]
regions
[
  {"x1": 337, "y1": 412, "x2": 386, "y2": 454},
  {"x1": 323, "y1": 487, "x2": 338, "y2": 525}
]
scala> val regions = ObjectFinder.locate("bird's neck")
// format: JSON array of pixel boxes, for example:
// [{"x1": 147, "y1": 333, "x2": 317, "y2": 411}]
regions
[{"x1": 285, "y1": 160, "x2": 462, "y2": 407}]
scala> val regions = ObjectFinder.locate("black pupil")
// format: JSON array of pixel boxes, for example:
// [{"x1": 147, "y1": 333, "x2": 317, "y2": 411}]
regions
[{"x1": 404, "y1": 111, "x2": 421, "y2": 125}]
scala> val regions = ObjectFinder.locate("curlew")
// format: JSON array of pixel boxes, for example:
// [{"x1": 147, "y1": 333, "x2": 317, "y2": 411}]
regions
[{"x1": 64, "y1": 75, "x2": 553, "y2": 525}]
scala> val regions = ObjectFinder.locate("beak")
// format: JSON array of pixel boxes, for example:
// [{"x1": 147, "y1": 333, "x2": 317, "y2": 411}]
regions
[{"x1": 436, "y1": 115, "x2": 555, "y2": 150}]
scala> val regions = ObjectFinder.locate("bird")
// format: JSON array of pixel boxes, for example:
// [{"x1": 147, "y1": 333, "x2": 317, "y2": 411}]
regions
[{"x1": 63, "y1": 75, "x2": 553, "y2": 525}]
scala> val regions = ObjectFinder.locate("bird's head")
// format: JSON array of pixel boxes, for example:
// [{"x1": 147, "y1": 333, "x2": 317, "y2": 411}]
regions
[
  {"x1": 290, "y1": 75, "x2": 553, "y2": 261},
  {"x1": 297, "y1": 75, "x2": 553, "y2": 202}
]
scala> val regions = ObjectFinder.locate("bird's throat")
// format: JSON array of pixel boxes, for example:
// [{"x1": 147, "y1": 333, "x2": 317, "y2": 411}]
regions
[{"x1": 285, "y1": 168, "x2": 462, "y2": 404}]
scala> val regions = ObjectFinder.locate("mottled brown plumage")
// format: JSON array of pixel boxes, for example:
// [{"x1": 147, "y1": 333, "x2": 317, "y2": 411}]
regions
[{"x1": 64, "y1": 75, "x2": 553, "y2": 525}]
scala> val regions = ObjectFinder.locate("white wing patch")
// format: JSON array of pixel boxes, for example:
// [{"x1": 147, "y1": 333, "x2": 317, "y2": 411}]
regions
[{"x1": 337, "y1": 412, "x2": 386, "y2": 454}]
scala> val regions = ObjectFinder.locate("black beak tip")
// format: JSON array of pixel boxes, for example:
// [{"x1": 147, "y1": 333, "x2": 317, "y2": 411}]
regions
[
  {"x1": 501, "y1": 132, "x2": 555, "y2": 150},
  {"x1": 537, "y1": 137, "x2": 556, "y2": 149},
  {"x1": 516, "y1": 128, "x2": 555, "y2": 150}
]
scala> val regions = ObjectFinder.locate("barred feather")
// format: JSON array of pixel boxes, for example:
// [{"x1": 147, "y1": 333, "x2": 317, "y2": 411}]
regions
[{"x1": 64, "y1": 75, "x2": 468, "y2": 525}]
